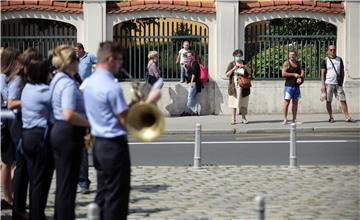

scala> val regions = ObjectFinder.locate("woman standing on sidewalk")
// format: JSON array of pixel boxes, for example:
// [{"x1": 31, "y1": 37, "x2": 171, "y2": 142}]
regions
[
  {"x1": 180, "y1": 50, "x2": 201, "y2": 116},
  {"x1": 50, "y1": 45, "x2": 89, "y2": 220},
  {"x1": 225, "y1": 49, "x2": 252, "y2": 125}
]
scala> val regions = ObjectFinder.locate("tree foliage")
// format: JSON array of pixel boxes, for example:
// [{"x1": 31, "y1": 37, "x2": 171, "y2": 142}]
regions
[
  {"x1": 269, "y1": 18, "x2": 336, "y2": 35},
  {"x1": 120, "y1": 18, "x2": 161, "y2": 34},
  {"x1": 19, "y1": 18, "x2": 75, "y2": 33}
]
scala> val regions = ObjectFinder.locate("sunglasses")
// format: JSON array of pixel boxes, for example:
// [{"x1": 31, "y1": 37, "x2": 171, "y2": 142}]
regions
[{"x1": 329, "y1": 49, "x2": 336, "y2": 51}]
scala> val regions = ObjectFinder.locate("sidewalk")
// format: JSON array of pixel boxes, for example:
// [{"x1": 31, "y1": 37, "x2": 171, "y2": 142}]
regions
[{"x1": 164, "y1": 113, "x2": 360, "y2": 134}]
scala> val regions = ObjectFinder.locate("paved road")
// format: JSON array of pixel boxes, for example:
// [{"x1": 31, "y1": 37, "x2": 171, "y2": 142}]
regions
[
  {"x1": 2, "y1": 166, "x2": 359, "y2": 220},
  {"x1": 1, "y1": 133, "x2": 358, "y2": 220},
  {"x1": 127, "y1": 133, "x2": 359, "y2": 166}
]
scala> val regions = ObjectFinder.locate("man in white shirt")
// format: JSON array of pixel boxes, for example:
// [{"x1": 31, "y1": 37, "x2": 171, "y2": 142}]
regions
[{"x1": 320, "y1": 45, "x2": 354, "y2": 123}]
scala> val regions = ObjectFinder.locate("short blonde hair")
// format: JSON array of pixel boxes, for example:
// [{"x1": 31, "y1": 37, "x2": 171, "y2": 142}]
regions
[
  {"x1": 148, "y1": 51, "x2": 158, "y2": 60},
  {"x1": 97, "y1": 41, "x2": 123, "y2": 64},
  {"x1": 52, "y1": 44, "x2": 77, "y2": 71}
]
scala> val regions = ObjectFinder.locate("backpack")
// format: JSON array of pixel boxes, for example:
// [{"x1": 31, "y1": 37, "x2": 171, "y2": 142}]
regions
[{"x1": 199, "y1": 64, "x2": 209, "y2": 86}]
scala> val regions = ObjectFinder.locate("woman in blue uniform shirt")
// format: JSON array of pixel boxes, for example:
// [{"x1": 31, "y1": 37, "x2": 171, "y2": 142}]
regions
[
  {"x1": 0, "y1": 47, "x2": 19, "y2": 212},
  {"x1": 49, "y1": 45, "x2": 89, "y2": 220},
  {"x1": 7, "y1": 48, "x2": 41, "y2": 219},
  {"x1": 21, "y1": 59, "x2": 54, "y2": 220}
]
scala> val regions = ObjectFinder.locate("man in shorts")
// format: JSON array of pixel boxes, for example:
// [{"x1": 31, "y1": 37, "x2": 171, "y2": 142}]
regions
[
  {"x1": 320, "y1": 45, "x2": 354, "y2": 123},
  {"x1": 281, "y1": 50, "x2": 304, "y2": 124}
]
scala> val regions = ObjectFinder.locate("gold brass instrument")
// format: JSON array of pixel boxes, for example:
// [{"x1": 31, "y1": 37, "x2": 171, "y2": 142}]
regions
[
  {"x1": 83, "y1": 81, "x2": 164, "y2": 147},
  {"x1": 84, "y1": 132, "x2": 93, "y2": 149},
  {"x1": 126, "y1": 81, "x2": 165, "y2": 142}
]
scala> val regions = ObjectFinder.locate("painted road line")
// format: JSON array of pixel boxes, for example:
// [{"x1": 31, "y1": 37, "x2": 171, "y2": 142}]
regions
[{"x1": 129, "y1": 140, "x2": 358, "y2": 145}]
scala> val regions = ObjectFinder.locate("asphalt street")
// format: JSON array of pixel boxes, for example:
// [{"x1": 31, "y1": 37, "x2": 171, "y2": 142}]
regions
[{"x1": 89, "y1": 132, "x2": 359, "y2": 166}]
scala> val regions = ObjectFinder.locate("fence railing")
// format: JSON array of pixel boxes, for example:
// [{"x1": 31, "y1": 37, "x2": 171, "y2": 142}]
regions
[
  {"x1": 1, "y1": 36, "x2": 77, "y2": 57},
  {"x1": 114, "y1": 35, "x2": 209, "y2": 81},
  {"x1": 245, "y1": 35, "x2": 336, "y2": 80}
]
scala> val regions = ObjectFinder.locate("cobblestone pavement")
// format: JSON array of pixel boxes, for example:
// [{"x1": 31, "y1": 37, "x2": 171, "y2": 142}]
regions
[{"x1": 1, "y1": 166, "x2": 359, "y2": 220}]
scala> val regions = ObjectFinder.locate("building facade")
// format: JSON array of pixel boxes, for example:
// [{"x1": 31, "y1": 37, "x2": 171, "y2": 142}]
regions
[{"x1": 1, "y1": 0, "x2": 359, "y2": 115}]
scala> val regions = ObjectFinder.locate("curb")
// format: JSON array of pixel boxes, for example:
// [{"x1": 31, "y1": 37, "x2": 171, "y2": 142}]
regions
[{"x1": 164, "y1": 127, "x2": 359, "y2": 135}]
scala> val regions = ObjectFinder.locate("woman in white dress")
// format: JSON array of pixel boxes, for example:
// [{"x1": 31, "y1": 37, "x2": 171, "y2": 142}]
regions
[{"x1": 225, "y1": 49, "x2": 252, "y2": 125}]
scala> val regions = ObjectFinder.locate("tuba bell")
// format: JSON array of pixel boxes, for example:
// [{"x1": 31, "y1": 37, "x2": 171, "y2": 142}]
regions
[{"x1": 126, "y1": 81, "x2": 164, "y2": 142}]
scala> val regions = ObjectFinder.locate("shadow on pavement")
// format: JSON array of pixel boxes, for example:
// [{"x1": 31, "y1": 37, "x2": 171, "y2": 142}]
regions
[
  {"x1": 131, "y1": 184, "x2": 170, "y2": 193},
  {"x1": 129, "y1": 207, "x2": 172, "y2": 215},
  {"x1": 130, "y1": 196, "x2": 151, "y2": 203},
  {"x1": 246, "y1": 119, "x2": 284, "y2": 124},
  {"x1": 166, "y1": 84, "x2": 188, "y2": 116}
]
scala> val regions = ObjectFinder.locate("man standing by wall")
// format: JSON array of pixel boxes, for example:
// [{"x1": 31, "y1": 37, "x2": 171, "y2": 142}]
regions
[
  {"x1": 281, "y1": 50, "x2": 304, "y2": 125},
  {"x1": 75, "y1": 43, "x2": 97, "y2": 80},
  {"x1": 320, "y1": 45, "x2": 354, "y2": 123},
  {"x1": 74, "y1": 43, "x2": 97, "y2": 194}
]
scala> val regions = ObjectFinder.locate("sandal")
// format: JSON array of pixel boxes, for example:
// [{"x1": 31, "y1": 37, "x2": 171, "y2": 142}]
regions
[
  {"x1": 328, "y1": 118, "x2": 335, "y2": 123},
  {"x1": 282, "y1": 120, "x2": 288, "y2": 125},
  {"x1": 345, "y1": 117, "x2": 355, "y2": 123}
]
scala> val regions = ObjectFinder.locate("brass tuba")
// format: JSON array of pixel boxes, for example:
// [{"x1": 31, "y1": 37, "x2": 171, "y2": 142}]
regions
[{"x1": 126, "y1": 81, "x2": 165, "y2": 142}]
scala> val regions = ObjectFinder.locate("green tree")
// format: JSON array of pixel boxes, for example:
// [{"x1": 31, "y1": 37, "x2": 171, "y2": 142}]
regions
[{"x1": 269, "y1": 18, "x2": 336, "y2": 35}]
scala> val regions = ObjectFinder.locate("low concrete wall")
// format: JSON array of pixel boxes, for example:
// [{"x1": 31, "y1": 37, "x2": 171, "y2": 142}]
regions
[{"x1": 120, "y1": 80, "x2": 359, "y2": 116}]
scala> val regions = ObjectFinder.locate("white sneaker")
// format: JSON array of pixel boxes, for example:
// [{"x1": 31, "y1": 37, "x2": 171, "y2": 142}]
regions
[{"x1": 293, "y1": 120, "x2": 303, "y2": 125}]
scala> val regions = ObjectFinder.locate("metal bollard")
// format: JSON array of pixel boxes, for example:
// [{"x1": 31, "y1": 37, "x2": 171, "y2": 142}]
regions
[
  {"x1": 193, "y1": 123, "x2": 202, "y2": 168},
  {"x1": 255, "y1": 195, "x2": 265, "y2": 220},
  {"x1": 87, "y1": 202, "x2": 100, "y2": 220},
  {"x1": 289, "y1": 123, "x2": 297, "y2": 168}
]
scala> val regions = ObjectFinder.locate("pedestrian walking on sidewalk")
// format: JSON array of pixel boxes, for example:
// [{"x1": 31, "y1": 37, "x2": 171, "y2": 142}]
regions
[
  {"x1": 225, "y1": 49, "x2": 251, "y2": 125},
  {"x1": 146, "y1": 51, "x2": 162, "y2": 86},
  {"x1": 180, "y1": 50, "x2": 202, "y2": 116},
  {"x1": 320, "y1": 45, "x2": 354, "y2": 123},
  {"x1": 281, "y1": 49, "x2": 304, "y2": 125},
  {"x1": 50, "y1": 45, "x2": 89, "y2": 220}
]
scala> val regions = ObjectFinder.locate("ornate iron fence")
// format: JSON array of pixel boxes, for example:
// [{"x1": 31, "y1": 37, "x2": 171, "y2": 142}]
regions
[
  {"x1": 245, "y1": 20, "x2": 336, "y2": 80},
  {"x1": 114, "y1": 18, "x2": 209, "y2": 81},
  {"x1": 1, "y1": 19, "x2": 77, "y2": 57}
]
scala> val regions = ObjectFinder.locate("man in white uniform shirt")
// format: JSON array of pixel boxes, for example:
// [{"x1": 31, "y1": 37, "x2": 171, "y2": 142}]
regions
[{"x1": 320, "y1": 45, "x2": 354, "y2": 123}]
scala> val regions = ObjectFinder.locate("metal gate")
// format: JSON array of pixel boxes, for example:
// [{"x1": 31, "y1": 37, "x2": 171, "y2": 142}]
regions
[
  {"x1": 1, "y1": 19, "x2": 77, "y2": 57},
  {"x1": 114, "y1": 18, "x2": 209, "y2": 81},
  {"x1": 245, "y1": 19, "x2": 337, "y2": 80}
]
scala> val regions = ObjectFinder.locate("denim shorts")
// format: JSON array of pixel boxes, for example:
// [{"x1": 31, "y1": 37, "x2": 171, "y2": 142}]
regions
[{"x1": 284, "y1": 86, "x2": 301, "y2": 100}]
